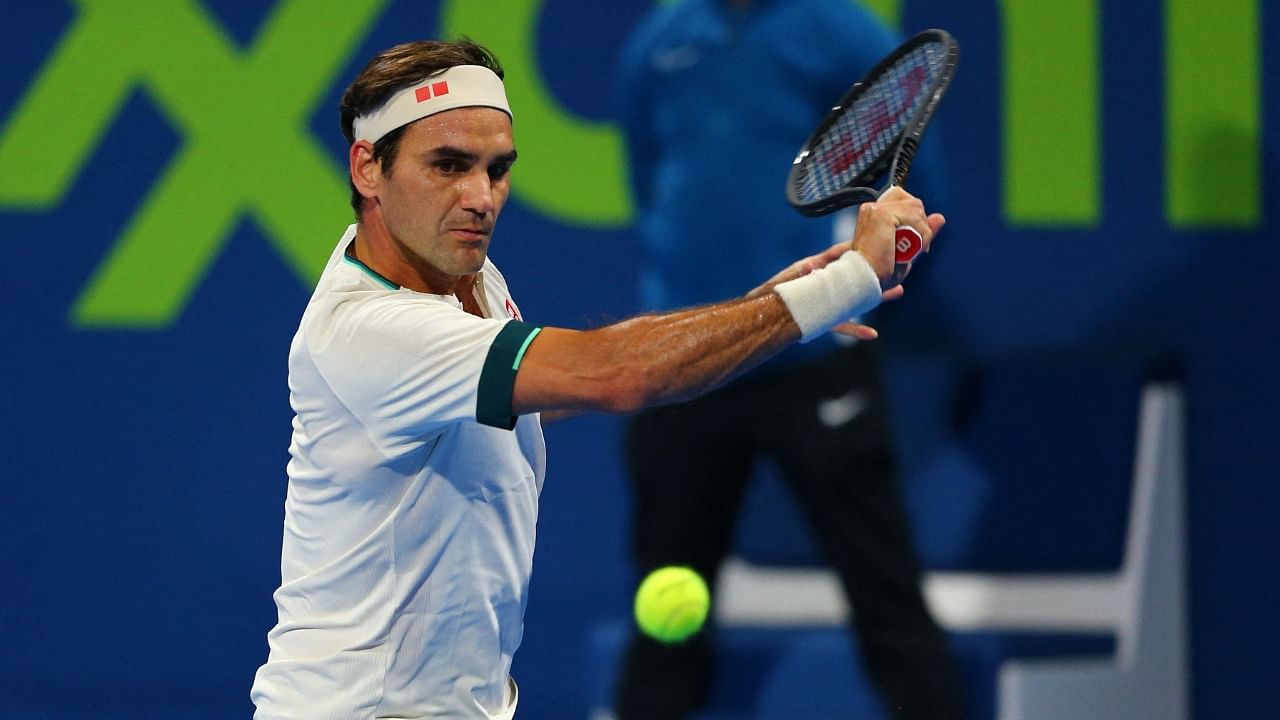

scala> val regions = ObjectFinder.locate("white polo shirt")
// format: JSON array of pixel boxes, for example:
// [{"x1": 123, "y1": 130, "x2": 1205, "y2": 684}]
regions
[{"x1": 252, "y1": 225, "x2": 545, "y2": 719}]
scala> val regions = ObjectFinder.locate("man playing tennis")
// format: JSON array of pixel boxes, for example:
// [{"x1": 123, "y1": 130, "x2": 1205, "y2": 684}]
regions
[{"x1": 250, "y1": 38, "x2": 943, "y2": 719}]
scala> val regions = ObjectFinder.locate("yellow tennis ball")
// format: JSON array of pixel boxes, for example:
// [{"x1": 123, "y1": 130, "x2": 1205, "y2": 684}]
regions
[{"x1": 634, "y1": 566, "x2": 710, "y2": 643}]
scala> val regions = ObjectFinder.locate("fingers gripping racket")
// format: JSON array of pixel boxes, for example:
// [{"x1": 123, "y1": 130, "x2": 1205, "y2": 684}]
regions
[{"x1": 787, "y1": 29, "x2": 959, "y2": 286}]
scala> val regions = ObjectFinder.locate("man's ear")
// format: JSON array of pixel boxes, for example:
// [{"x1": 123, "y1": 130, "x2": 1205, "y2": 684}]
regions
[{"x1": 350, "y1": 139, "x2": 380, "y2": 201}]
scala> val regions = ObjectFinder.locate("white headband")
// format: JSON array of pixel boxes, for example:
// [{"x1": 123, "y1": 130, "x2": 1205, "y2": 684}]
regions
[{"x1": 352, "y1": 64, "x2": 512, "y2": 144}]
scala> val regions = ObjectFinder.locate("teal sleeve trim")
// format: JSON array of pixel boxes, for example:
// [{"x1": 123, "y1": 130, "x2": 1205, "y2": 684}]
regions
[
  {"x1": 477, "y1": 321, "x2": 544, "y2": 429},
  {"x1": 512, "y1": 327, "x2": 543, "y2": 369}
]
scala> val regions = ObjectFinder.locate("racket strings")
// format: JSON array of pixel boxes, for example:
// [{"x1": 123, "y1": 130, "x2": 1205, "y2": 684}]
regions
[{"x1": 792, "y1": 42, "x2": 948, "y2": 204}]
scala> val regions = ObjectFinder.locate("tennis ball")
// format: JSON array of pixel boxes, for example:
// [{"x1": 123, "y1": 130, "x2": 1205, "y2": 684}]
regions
[{"x1": 634, "y1": 566, "x2": 710, "y2": 644}]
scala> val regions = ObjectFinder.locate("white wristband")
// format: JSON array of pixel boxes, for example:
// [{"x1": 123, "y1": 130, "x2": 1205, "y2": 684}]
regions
[{"x1": 773, "y1": 251, "x2": 882, "y2": 343}]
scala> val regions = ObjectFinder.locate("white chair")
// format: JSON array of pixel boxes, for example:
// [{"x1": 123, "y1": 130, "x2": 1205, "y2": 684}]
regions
[{"x1": 716, "y1": 383, "x2": 1190, "y2": 720}]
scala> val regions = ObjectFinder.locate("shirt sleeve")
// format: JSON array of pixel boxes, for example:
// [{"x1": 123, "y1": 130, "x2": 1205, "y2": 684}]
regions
[
  {"x1": 476, "y1": 320, "x2": 543, "y2": 429},
  {"x1": 614, "y1": 5, "x2": 667, "y2": 210},
  {"x1": 308, "y1": 294, "x2": 541, "y2": 455}
]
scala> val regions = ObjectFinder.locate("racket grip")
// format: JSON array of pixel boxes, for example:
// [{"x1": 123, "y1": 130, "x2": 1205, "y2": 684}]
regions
[{"x1": 890, "y1": 226, "x2": 923, "y2": 287}]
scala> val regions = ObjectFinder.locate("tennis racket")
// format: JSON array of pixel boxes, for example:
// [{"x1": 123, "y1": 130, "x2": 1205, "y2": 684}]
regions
[{"x1": 786, "y1": 29, "x2": 959, "y2": 286}]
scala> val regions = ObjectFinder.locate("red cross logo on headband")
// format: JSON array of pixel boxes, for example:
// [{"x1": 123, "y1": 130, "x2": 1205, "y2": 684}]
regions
[{"x1": 414, "y1": 81, "x2": 450, "y2": 103}]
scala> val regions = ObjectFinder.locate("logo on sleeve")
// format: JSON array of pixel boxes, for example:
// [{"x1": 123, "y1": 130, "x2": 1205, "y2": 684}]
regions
[{"x1": 504, "y1": 298, "x2": 523, "y2": 321}]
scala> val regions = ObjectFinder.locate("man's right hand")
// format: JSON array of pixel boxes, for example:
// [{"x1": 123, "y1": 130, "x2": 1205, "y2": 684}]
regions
[{"x1": 852, "y1": 187, "x2": 945, "y2": 288}]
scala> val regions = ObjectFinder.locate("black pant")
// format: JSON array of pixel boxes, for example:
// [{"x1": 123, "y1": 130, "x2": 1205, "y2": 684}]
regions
[{"x1": 614, "y1": 343, "x2": 964, "y2": 719}]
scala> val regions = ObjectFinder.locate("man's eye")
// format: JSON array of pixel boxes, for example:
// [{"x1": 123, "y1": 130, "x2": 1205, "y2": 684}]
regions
[
  {"x1": 435, "y1": 156, "x2": 476, "y2": 172},
  {"x1": 489, "y1": 163, "x2": 511, "y2": 180}
]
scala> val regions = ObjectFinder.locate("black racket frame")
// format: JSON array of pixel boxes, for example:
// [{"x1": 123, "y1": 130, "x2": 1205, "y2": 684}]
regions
[{"x1": 786, "y1": 29, "x2": 960, "y2": 217}]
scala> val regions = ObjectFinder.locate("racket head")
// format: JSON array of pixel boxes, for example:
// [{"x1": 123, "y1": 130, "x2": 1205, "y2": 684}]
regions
[{"x1": 786, "y1": 29, "x2": 959, "y2": 217}]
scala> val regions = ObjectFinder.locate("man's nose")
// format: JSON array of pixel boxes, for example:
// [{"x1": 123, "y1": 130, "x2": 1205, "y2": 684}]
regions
[{"x1": 458, "y1": 172, "x2": 494, "y2": 215}]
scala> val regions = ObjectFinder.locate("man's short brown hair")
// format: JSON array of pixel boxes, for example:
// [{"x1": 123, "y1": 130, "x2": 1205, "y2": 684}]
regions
[{"x1": 339, "y1": 39, "x2": 505, "y2": 216}]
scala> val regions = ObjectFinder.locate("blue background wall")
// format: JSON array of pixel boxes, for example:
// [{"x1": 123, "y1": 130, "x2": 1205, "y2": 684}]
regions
[{"x1": 2, "y1": 1, "x2": 1276, "y2": 718}]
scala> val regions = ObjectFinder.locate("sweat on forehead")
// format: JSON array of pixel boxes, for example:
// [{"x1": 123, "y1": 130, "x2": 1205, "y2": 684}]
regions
[{"x1": 352, "y1": 65, "x2": 512, "y2": 144}]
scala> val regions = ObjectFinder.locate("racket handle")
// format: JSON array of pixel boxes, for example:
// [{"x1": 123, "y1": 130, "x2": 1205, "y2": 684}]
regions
[{"x1": 890, "y1": 226, "x2": 923, "y2": 286}]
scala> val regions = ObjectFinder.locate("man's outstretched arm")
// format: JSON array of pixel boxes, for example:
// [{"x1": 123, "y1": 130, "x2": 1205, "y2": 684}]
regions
[{"x1": 513, "y1": 189, "x2": 944, "y2": 416}]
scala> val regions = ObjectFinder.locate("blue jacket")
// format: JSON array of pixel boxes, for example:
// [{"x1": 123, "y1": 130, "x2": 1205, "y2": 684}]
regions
[{"x1": 616, "y1": 0, "x2": 945, "y2": 370}]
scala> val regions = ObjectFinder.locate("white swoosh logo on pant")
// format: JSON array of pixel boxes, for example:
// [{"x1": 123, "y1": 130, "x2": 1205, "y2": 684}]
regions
[{"x1": 817, "y1": 390, "x2": 868, "y2": 428}]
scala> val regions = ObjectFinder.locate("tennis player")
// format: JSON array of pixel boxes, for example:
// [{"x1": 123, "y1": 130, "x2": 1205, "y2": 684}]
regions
[{"x1": 250, "y1": 38, "x2": 943, "y2": 719}]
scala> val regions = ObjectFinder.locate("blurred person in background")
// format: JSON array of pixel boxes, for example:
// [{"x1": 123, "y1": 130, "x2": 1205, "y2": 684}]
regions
[{"x1": 613, "y1": 1, "x2": 964, "y2": 717}]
